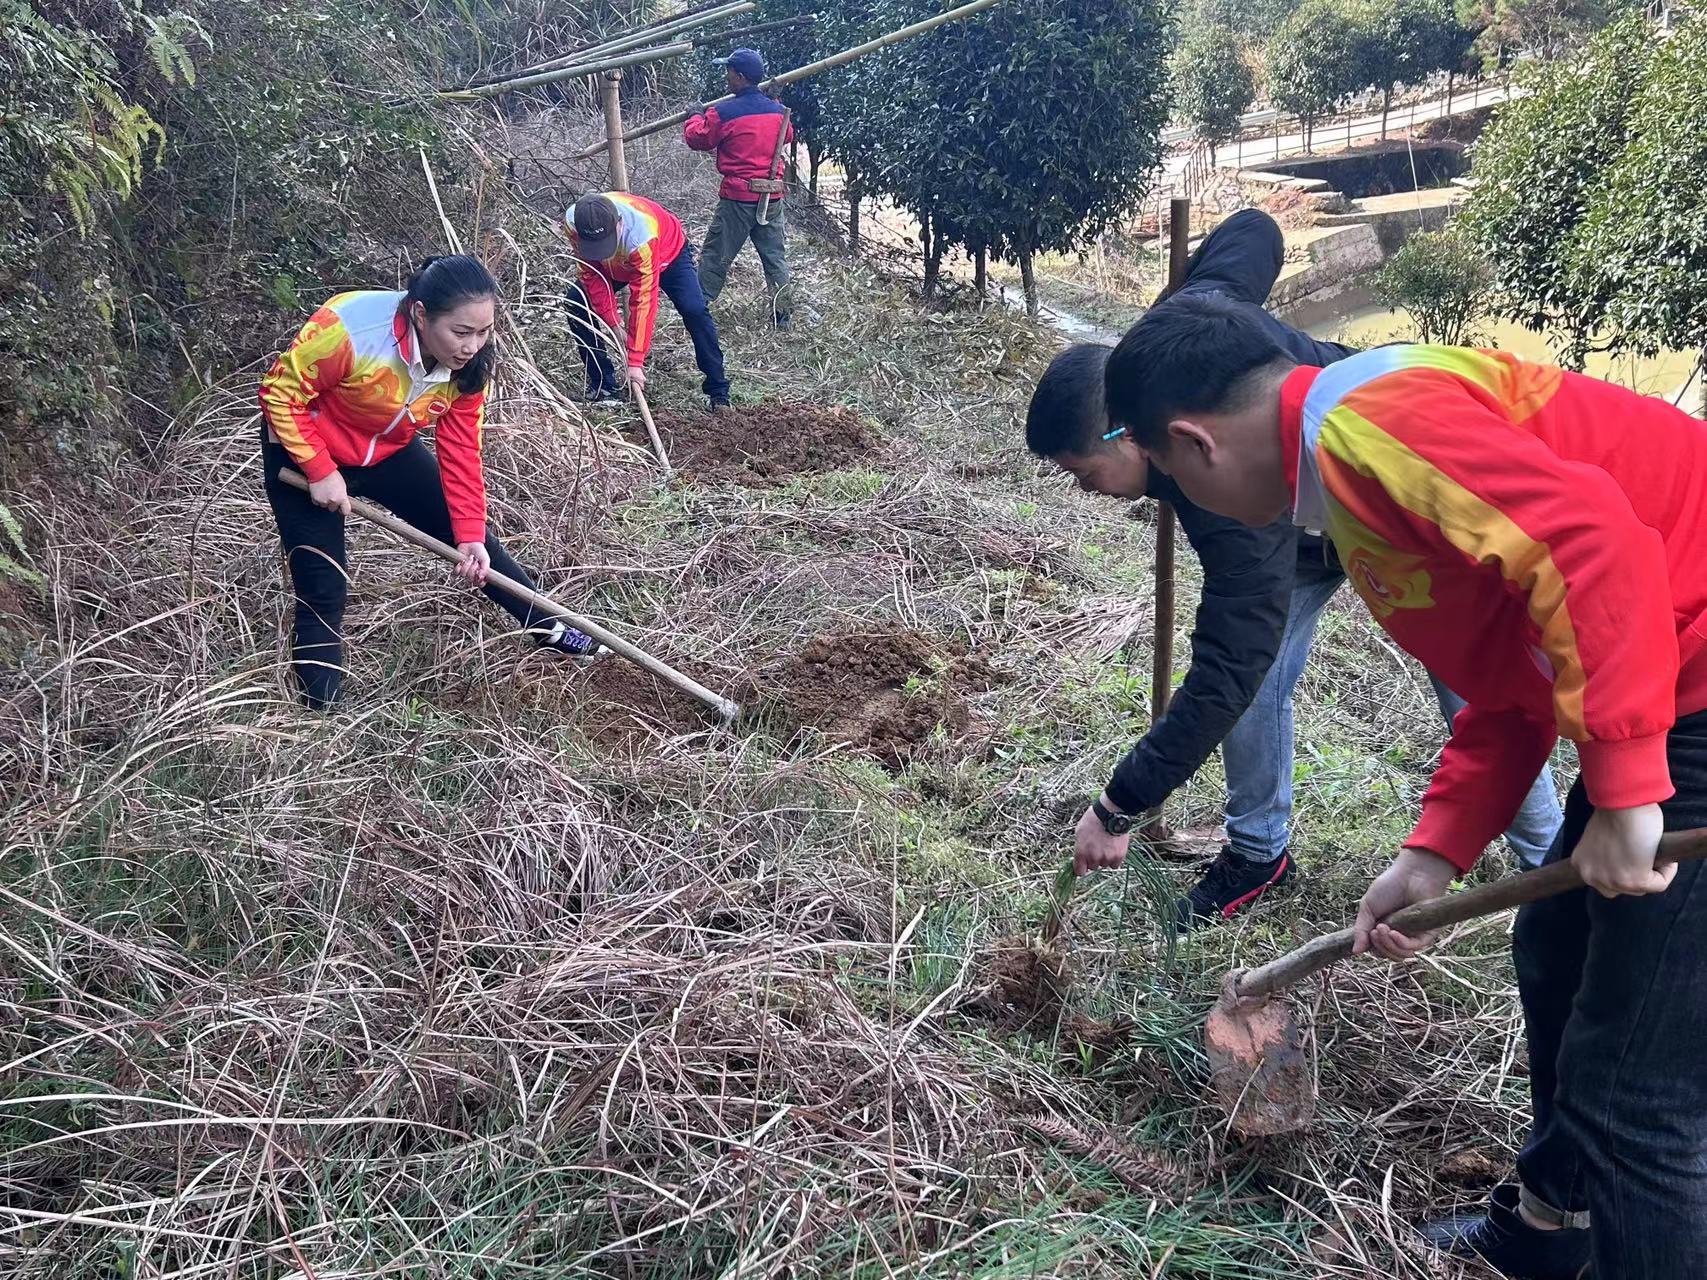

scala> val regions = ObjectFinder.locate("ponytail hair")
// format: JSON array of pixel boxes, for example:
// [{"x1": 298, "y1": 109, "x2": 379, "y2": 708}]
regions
[{"x1": 401, "y1": 254, "x2": 499, "y2": 394}]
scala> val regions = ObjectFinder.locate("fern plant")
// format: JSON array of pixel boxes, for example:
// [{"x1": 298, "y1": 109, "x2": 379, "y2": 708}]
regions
[
  {"x1": 0, "y1": 502, "x2": 41, "y2": 588},
  {"x1": 0, "y1": 1, "x2": 184, "y2": 234}
]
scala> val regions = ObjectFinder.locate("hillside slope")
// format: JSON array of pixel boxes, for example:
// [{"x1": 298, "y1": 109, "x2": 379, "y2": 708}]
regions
[{"x1": 0, "y1": 92, "x2": 1515, "y2": 1280}]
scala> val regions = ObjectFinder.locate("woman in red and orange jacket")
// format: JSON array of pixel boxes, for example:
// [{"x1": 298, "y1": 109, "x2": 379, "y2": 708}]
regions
[{"x1": 258, "y1": 255, "x2": 599, "y2": 708}]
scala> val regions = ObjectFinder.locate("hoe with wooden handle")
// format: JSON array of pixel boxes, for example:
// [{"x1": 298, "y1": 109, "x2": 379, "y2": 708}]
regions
[
  {"x1": 1207, "y1": 827, "x2": 1707, "y2": 1136},
  {"x1": 276, "y1": 469, "x2": 738, "y2": 721}
]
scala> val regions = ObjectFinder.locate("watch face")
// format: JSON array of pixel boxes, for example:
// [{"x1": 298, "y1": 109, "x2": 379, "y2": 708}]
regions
[{"x1": 1106, "y1": 812, "x2": 1133, "y2": 835}]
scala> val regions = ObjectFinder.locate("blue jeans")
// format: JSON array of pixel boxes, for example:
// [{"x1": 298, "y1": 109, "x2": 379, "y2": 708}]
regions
[
  {"x1": 1221, "y1": 550, "x2": 1563, "y2": 867},
  {"x1": 1513, "y1": 712, "x2": 1707, "y2": 1275},
  {"x1": 566, "y1": 245, "x2": 730, "y2": 401}
]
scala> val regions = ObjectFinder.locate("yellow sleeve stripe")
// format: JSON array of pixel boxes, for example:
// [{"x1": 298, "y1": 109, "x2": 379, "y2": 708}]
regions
[{"x1": 1317, "y1": 405, "x2": 1588, "y2": 737}]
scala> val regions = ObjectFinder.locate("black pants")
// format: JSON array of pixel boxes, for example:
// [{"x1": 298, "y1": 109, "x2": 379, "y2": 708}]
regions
[
  {"x1": 1514, "y1": 707, "x2": 1707, "y2": 1276},
  {"x1": 261, "y1": 429, "x2": 550, "y2": 708},
  {"x1": 566, "y1": 245, "x2": 729, "y2": 400}
]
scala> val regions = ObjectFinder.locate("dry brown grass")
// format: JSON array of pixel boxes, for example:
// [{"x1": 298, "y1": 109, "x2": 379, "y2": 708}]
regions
[{"x1": 0, "y1": 106, "x2": 1520, "y2": 1279}]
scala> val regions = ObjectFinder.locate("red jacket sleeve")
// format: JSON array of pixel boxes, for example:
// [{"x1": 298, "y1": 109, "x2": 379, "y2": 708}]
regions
[
  {"x1": 434, "y1": 389, "x2": 488, "y2": 546},
  {"x1": 684, "y1": 107, "x2": 723, "y2": 151},
  {"x1": 1326, "y1": 366, "x2": 1678, "y2": 866},
  {"x1": 257, "y1": 307, "x2": 352, "y2": 482},
  {"x1": 1408, "y1": 704, "x2": 1559, "y2": 872},
  {"x1": 576, "y1": 262, "x2": 623, "y2": 341},
  {"x1": 623, "y1": 240, "x2": 662, "y2": 369}
]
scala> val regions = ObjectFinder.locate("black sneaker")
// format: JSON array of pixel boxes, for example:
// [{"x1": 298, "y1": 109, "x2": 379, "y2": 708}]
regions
[
  {"x1": 709, "y1": 394, "x2": 732, "y2": 413},
  {"x1": 1419, "y1": 1184, "x2": 1590, "y2": 1280},
  {"x1": 773, "y1": 311, "x2": 791, "y2": 330},
  {"x1": 586, "y1": 387, "x2": 623, "y2": 409},
  {"x1": 1174, "y1": 846, "x2": 1294, "y2": 930},
  {"x1": 532, "y1": 620, "x2": 607, "y2": 659}
]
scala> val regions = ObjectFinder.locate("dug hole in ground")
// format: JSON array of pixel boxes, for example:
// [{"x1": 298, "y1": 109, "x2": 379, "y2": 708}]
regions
[{"x1": 1, "y1": 101, "x2": 1519, "y2": 1279}]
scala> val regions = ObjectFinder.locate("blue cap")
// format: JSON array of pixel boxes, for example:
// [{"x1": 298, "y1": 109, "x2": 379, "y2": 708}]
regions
[{"x1": 713, "y1": 47, "x2": 765, "y2": 81}]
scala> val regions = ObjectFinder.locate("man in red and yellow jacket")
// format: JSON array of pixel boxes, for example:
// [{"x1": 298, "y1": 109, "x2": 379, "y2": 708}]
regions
[
  {"x1": 685, "y1": 48, "x2": 793, "y2": 327},
  {"x1": 562, "y1": 191, "x2": 730, "y2": 410},
  {"x1": 1101, "y1": 294, "x2": 1707, "y2": 1280}
]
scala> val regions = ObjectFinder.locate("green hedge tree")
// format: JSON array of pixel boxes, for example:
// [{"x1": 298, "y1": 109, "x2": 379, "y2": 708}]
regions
[
  {"x1": 1458, "y1": 13, "x2": 1650, "y2": 364},
  {"x1": 1173, "y1": 23, "x2": 1256, "y2": 163},
  {"x1": 1266, "y1": 0, "x2": 1377, "y2": 152},
  {"x1": 1566, "y1": 15, "x2": 1707, "y2": 366},
  {"x1": 1364, "y1": 0, "x2": 1470, "y2": 139},
  {"x1": 847, "y1": 0, "x2": 1170, "y2": 313}
]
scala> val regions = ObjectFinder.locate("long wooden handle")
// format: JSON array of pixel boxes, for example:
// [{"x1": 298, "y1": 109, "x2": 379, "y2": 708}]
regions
[
  {"x1": 276, "y1": 469, "x2": 738, "y2": 720},
  {"x1": 630, "y1": 387, "x2": 673, "y2": 475},
  {"x1": 1235, "y1": 826, "x2": 1707, "y2": 1000},
  {"x1": 757, "y1": 107, "x2": 792, "y2": 225}
]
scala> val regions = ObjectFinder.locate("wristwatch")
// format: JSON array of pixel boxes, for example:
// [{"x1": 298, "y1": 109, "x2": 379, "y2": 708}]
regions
[{"x1": 1091, "y1": 796, "x2": 1133, "y2": 836}]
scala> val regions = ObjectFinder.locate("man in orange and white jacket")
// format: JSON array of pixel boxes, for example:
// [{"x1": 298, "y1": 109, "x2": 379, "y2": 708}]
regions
[
  {"x1": 562, "y1": 191, "x2": 731, "y2": 410},
  {"x1": 1102, "y1": 294, "x2": 1707, "y2": 1280}
]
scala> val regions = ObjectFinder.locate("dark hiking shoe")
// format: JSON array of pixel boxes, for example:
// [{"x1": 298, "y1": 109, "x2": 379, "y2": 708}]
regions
[
  {"x1": 1174, "y1": 846, "x2": 1294, "y2": 930},
  {"x1": 1419, "y1": 1184, "x2": 1590, "y2": 1280},
  {"x1": 532, "y1": 620, "x2": 607, "y2": 660},
  {"x1": 586, "y1": 387, "x2": 624, "y2": 409},
  {"x1": 709, "y1": 394, "x2": 733, "y2": 413},
  {"x1": 773, "y1": 311, "x2": 792, "y2": 330}
]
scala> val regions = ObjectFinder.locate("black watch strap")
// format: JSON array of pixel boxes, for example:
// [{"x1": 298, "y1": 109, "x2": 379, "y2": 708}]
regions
[{"x1": 1091, "y1": 797, "x2": 1133, "y2": 834}]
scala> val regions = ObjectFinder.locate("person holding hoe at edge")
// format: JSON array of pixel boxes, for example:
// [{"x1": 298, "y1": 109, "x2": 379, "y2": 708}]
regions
[
  {"x1": 1099, "y1": 292, "x2": 1707, "y2": 1280},
  {"x1": 1025, "y1": 209, "x2": 1560, "y2": 929},
  {"x1": 563, "y1": 191, "x2": 732, "y2": 411},
  {"x1": 258, "y1": 255, "x2": 604, "y2": 709},
  {"x1": 684, "y1": 47, "x2": 794, "y2": 328}
]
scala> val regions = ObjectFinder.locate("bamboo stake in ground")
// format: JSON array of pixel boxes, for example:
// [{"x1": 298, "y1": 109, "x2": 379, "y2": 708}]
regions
[
  {"x1": 601, "y1": 72, "x2": 629, "y2": 191},
  {"x1": 630, "y1": 386, "x2": 673, "y2": 477},
  {"x1": 574, "y1": 0, "x2": 1005, "y2": 160},
  {"x1": 1140, "y1": 197, "x2": 1191, "y2": 842},
  {"x1": 276, "y1": 469, "x2": 736, "y2": 721}
]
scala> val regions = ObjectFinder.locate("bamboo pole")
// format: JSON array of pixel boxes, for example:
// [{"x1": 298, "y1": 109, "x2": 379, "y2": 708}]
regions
[
  {"x1": 444, "y1": 41, "x2": 695, "y2": 100},
  {"x1": 690, "y1": 13, "x2": 816, "y2": 47},
  {"x1": 631, "y1": 387, "x2": 674, "y2": 477},
  {"x1": 470, "y1": 0, "x2": 749, "y2": 86},
  {"x1": 276, "y1": 470, "x2": 737, "y2": 720},
  {"x1": 1140, "y1": 197, "x2": 1191, "y2": 841},
  {"x1": 575, "y1": 0, "x2": 1005, "y2": 160},
  {"x1": 601, "y1": 72, "x2": 629, "y2": 191}
]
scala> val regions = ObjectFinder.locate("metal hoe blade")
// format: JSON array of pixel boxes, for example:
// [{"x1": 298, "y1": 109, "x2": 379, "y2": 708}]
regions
[{"x1": 1203, "y1": 978, "x2": 1314, "y2": 1137}]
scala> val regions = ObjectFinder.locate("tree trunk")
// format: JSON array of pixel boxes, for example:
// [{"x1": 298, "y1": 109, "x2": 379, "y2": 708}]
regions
[
  {"x1": 1018, "y1": 246, "x2": 1039, "y2": 319},
  {"x1": 808, "y1": 144, "x2": 821, "y2": 201},
  {"x1": 847, "y1": 178, "x2": 862, "y2": 253},
  {"x1": 1381, "y1": 84, "x2": 1392, "y2": 141},
  {"x1": 923, "y1": 218, "x2": 945, "y2": 299},
  {"x1": 920, "y1": 213, "x2": 936, "y2": 297},
  {"x1": 1445, "y1": 68, "x2": 1455, "y2": 117},
  {"x1": 973, "y1": 245, "x2": 987, "y2": 298}
]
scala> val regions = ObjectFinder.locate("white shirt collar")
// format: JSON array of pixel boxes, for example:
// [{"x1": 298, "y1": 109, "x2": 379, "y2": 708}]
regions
[{"x1": 400, "y1": 312, "x2": 436, "y2": 385}]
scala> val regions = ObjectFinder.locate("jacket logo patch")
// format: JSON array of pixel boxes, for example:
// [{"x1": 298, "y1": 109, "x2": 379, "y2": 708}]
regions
[
  {"x1": 427, "y1": 400, "x2": 449, "y2": 417},
  {"x1": 1331, "y1": 513, "x2": 1434, "y2": 618}
]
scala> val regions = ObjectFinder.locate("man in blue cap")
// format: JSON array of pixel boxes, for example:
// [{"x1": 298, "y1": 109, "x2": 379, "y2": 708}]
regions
[{"x1": 685, "y1": 47, "x2": 794, "y2": 327}]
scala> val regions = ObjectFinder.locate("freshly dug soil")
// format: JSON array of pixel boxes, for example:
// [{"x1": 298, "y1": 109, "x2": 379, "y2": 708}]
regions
[
  {"x1": 986, "y1": 934, "x2": 1073, "y2": 1021},
  {"x1": 568, "y1": 658, "x2": 714, "y2": 746},
  {"x1": 657, "y1": 401, "x2": 880, "y2": 486},
  {"x1": 971, "y1": 934, "x2": 1132, "y2": 1069},
  {"x1": 744, "y1": 629, "x2": 1006, "y2": 768}
]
